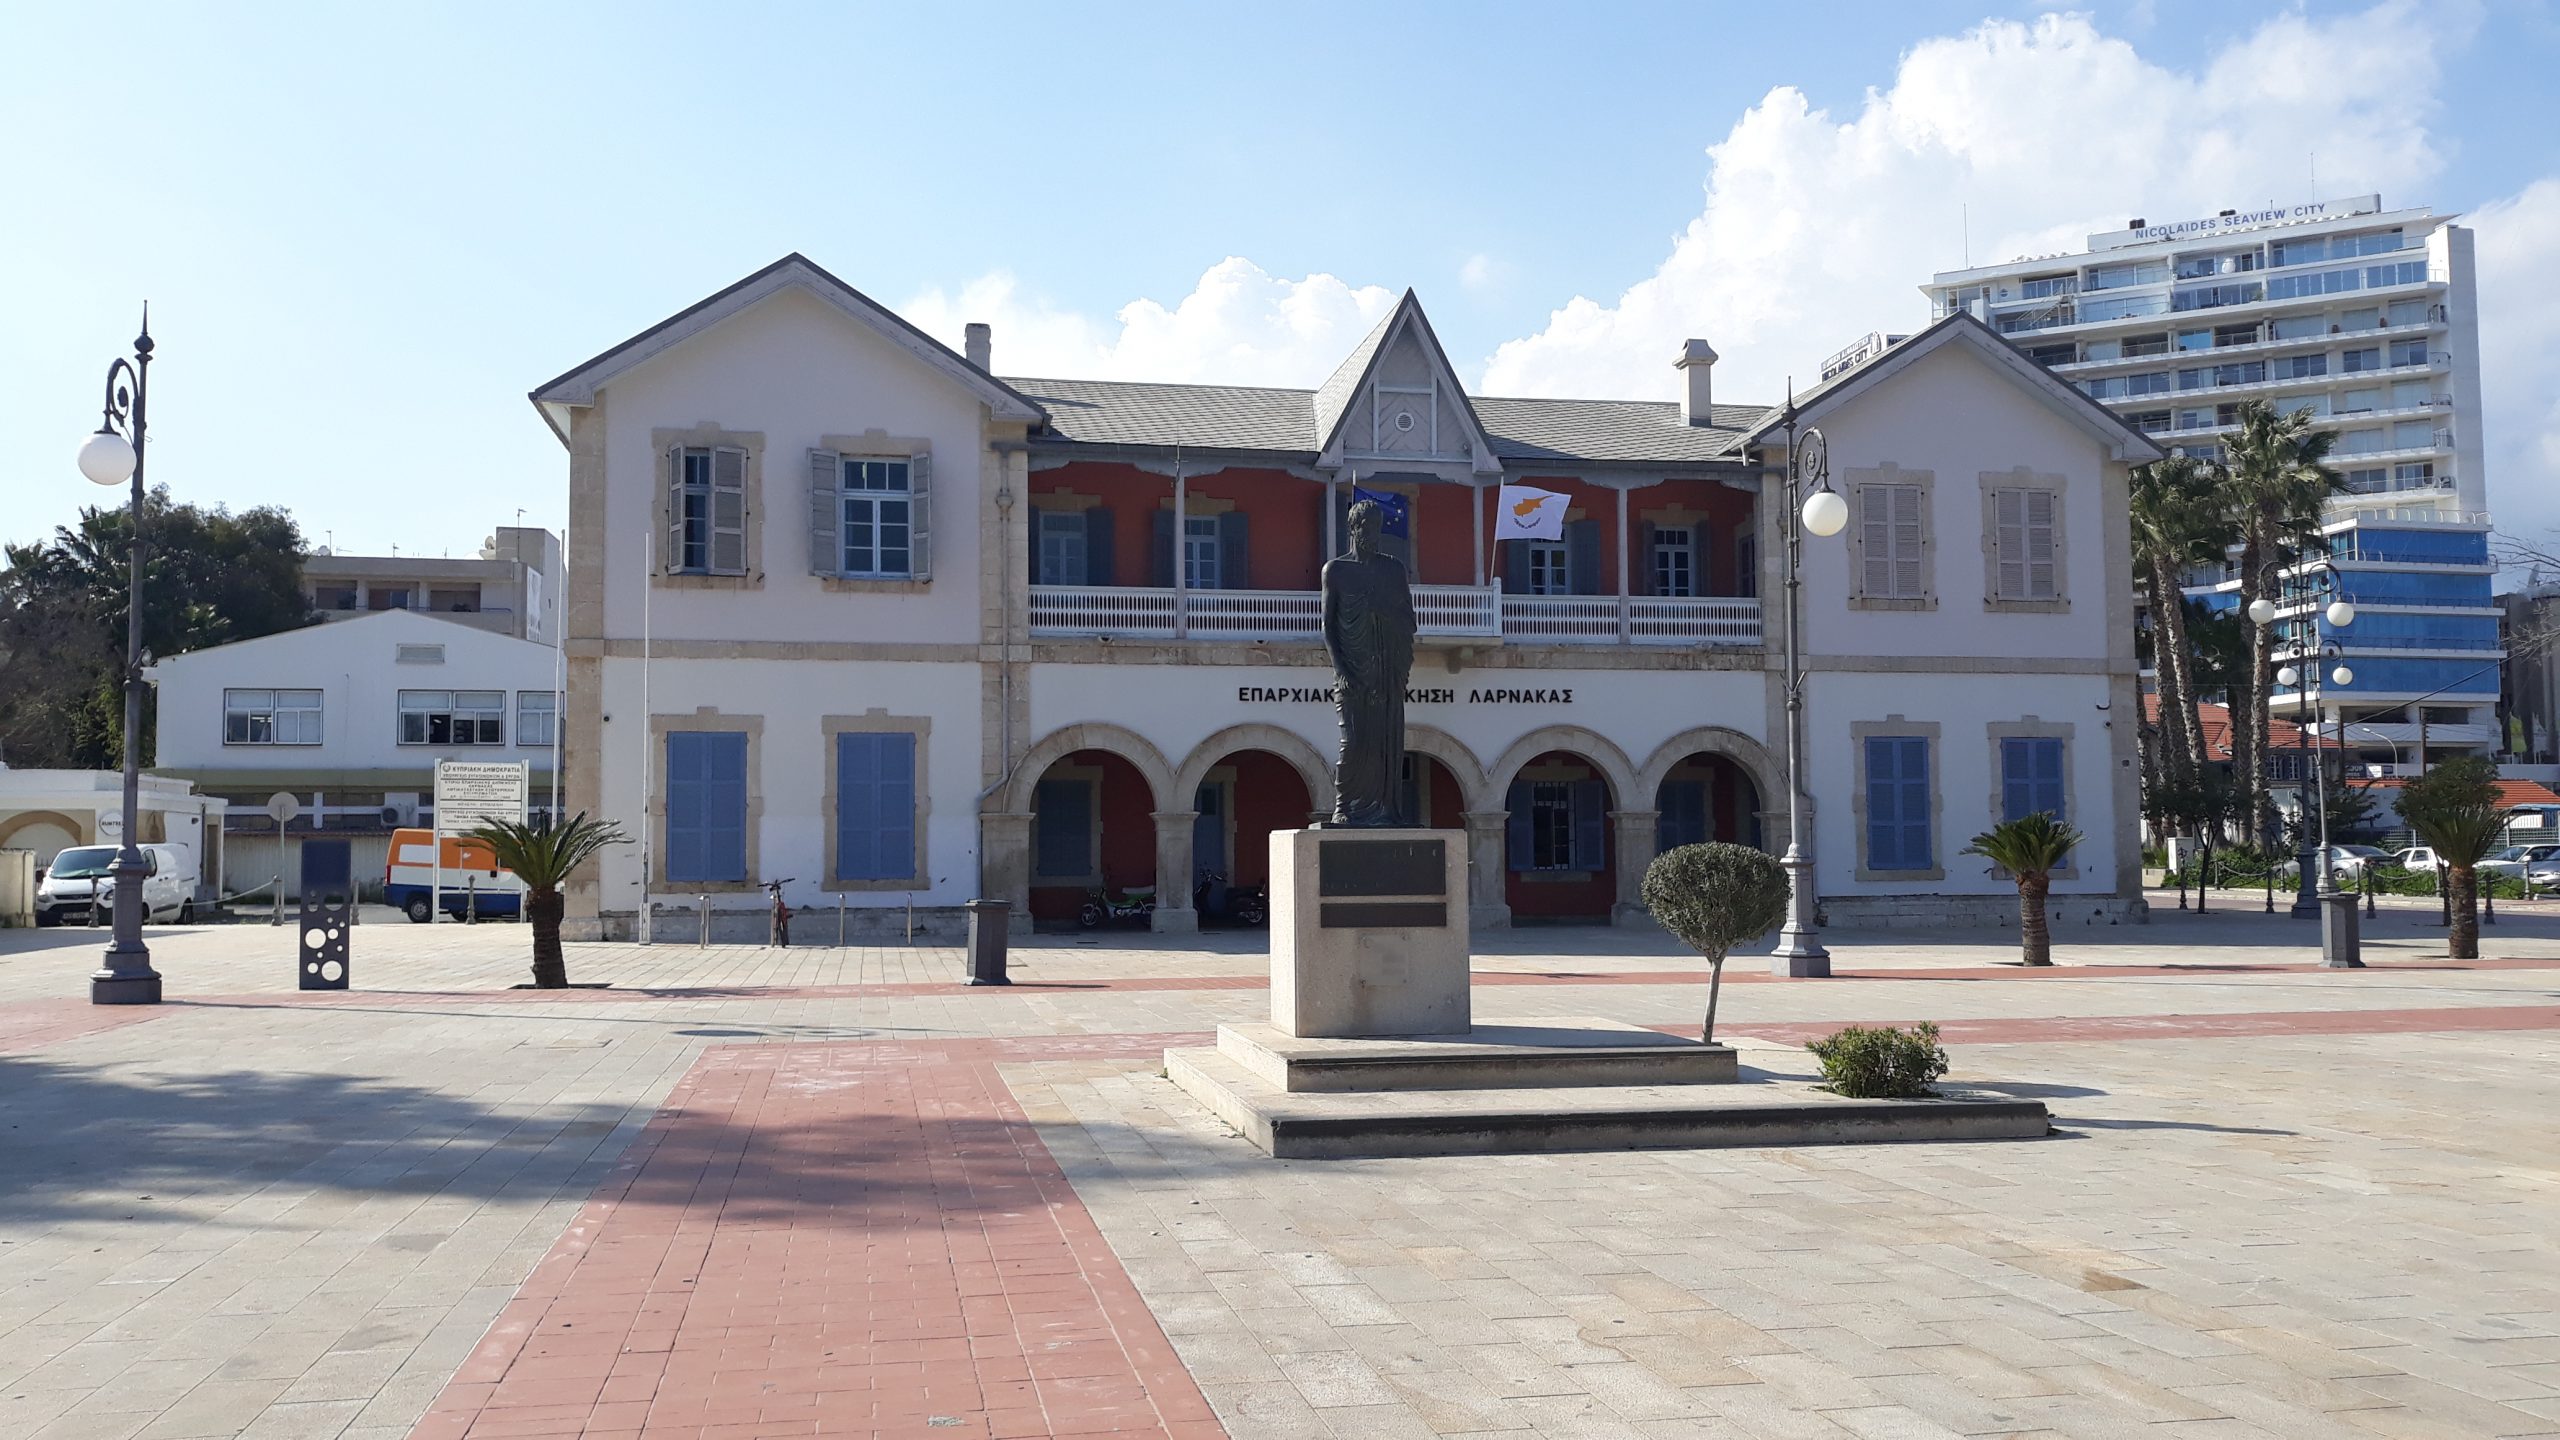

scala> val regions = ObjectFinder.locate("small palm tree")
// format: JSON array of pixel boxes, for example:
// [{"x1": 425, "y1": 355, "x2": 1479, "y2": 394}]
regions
[
  {"x1": 2396, "y1": 758, "x2": 2506, "y2": 960},
  {"x1": 467, "y1": 813, "x2": 631, "y2": 988},
  {"x1": 1965, "y1": 813, "x2": 2085, "y2": 966}
]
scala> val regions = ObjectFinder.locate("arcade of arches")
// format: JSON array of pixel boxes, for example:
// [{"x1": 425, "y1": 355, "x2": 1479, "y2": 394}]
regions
[{"x1": 995, "y1": 729, "x2": 1772, "y2": 931}]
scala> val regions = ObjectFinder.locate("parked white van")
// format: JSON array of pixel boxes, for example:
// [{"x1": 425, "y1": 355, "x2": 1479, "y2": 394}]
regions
[{"x1": 34, "y1": 844, "x2": 196, "y2": 926}]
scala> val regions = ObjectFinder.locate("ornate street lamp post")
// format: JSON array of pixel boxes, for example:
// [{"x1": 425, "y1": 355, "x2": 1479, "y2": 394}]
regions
[
  {"x1": 2247, "y1": 563, "x2": 2358, "y2": 951},
  {"x1": 76, "y1": 310, "x2": 163, "y2": 1005},
  {"x1": 1773, "y1": 399, "x2": 1848, "y2": 977}
]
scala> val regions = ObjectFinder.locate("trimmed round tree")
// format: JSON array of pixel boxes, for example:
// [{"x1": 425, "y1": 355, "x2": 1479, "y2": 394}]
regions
[
  {"x1": 1640, "y1": 843, "x2": 1788, "y2": 1043},
  {"x1": 466, "y1": 813, "x2": 631, "y2": 988}
]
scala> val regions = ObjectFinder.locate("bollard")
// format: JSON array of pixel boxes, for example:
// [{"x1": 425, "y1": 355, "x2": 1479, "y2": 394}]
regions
[
  {"x1": 906, "y1": 897, "x2": 914, "y2": 945},
  {"x1": 837, "y1": 894, "x2": 846, "y2": 949},
  {"x1": 2320, "y1": 889, "x2": 2364, "y2": 968},
  {"x1": 2176, "y1": 869, "x2": 2187, "y2": 911},
  {"x1": 2485, "y1": 879, "x2": 2498, "y2": 926},
  {"x1": 2364, "y1": 865, "x2": 2377, "y2": 920},
  {"x1": 963, "y1": 899, "x2": 1011, "y2": 985},
  {"x1": 2438, "y1": 865, "x2": 2451, "y2": 927},
  {"x1": 699, "y1": 894, "x2": 710, "y2": 948},
  {"x1": 466, "y1": 872, "x2": 478, "y2": 924},
  {"x1": 273, "y1": 864, "x2": 285, "y2": 926}
]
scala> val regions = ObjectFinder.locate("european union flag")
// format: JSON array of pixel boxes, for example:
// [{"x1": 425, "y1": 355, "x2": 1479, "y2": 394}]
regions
[{"x1": 1351, "y1": 486, "x2": 1411, "y2": 539}]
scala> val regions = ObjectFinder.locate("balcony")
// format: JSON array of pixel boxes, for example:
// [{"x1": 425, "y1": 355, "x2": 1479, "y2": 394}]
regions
[{"x1": 1027, "y1": 585, "x2": 1762, "y2": 647}]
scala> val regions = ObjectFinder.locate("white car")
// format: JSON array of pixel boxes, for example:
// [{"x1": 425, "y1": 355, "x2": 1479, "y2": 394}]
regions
[
  {"x1": 34, "y1": 845, "x2": 195, "y2": 926},
  {"x1": 2395, "y1": 846, "x2": 2440, "y2": 872},
  {"x1": 2277, "y1": 844, "x2": 2392, "y2": 883},
  {"x1": 2479, "y1": 844, "x2": 2560, "y2": 878}
]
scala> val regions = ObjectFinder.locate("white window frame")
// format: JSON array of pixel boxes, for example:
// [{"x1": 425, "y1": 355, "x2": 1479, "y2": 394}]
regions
[
  {"x1": 1650, "y1": 531, "x2": 1695, "y2": 598},
  {"x1": 223, "y1": 689, "x2": 323, "y2": 746},
  {"x1": 398, "y1": 690, "x2": 508, "y2": 746},
  {"x1": 838, "y1": 458, "x2": 914, "y2": 579},
  {"x1": 516, "y1": 691, "x2": 558, "y2": 749},
  {"x1": 1527, "y1": 781, "x2": 1579, "y2": 871},
  {"x1": 1527, "y1": 540, "x2": 1571, "y2": 596},
  {"x1": 1036, "y1": 510, "x2": 1087, "y2": 587},
  {"x1": 1183, "y1": 514, "x2": 1222, "y2": 590}
]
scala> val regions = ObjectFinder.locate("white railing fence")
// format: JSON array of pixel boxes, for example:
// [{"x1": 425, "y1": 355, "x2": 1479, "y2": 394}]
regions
[{"x1": 1028, "y1": 585, "x2": 1760, "y2": 646}]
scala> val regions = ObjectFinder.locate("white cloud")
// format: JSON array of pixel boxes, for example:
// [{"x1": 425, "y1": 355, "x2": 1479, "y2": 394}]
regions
[
  {"x1": 2472, "y1": 179, "x2": 2560, "y2": 541},
  {"x1": 1481, "y1": 4, "x2": 2453, "y2": 403},
  {"x1": 1459, "y1": 254, "x2": 1509, "y2": 293},
  {"x1": 902, "y1": 258, "x2": 1395, "y2": 385}
]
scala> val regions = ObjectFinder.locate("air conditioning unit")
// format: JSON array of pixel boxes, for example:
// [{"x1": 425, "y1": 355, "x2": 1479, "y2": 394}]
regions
[{"x1": 383, "y1": 794, "x2": 421, "y2": 828}]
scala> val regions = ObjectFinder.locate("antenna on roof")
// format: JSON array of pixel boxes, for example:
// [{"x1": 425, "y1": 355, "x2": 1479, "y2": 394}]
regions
[{"x1": 1961, "y1": 203, "x2": 1970, "y2": 268}]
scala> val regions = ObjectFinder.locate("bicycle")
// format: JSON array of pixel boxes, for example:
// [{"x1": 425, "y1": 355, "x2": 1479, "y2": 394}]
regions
[{"x1": 764, "y1": 878, "x2": 795, "y2": 947}]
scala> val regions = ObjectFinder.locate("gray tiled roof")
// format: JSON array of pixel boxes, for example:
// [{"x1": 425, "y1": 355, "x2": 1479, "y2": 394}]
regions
[{"x1": 1007, "y1": 376, "x2": 1769, "y2": 467}]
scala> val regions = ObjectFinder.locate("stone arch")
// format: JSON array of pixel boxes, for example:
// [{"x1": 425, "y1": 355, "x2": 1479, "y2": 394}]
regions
[
  {"x1": 1482, "y1": 725, "x2": 1642, "y2": 808},
  {"x1": 1403, "y1": 724, "x2": 1490, "y2": 812},
  {"x1": 1173, "y1": 724, "x2": 1336, "y2": 816},
  {"x1": 0, "y1": 810, "x2": 89, "y2": 861},
  {"x1": 1635, "y1": 726, "x2": 1787, "y2": 812},
  {"x1": 998, "y1": 723, "x2": 1177, "y2": 813}
]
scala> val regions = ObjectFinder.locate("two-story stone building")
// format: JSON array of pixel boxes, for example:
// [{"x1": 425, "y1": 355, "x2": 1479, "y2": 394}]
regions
[{"x1": 532, "y1": 255, "x2": 2159, "y2": 940}]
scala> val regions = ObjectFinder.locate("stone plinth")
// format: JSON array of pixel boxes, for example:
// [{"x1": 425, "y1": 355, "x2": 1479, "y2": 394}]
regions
[
  {"x1": 1215, "y1": 1018, "x2": 1736, "y2": 1092},
  {"x1": 1269, "y1": 828, "x2": 1469, "y2": 1038}
]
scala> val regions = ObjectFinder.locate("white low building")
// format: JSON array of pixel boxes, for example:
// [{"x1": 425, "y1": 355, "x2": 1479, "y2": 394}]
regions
[
  {"x1": 532, "y1": 255, "x2": 2160, "y2": 941},
  {"x1": 148, "y1": 609, "x2": 561, "y2": 898}
]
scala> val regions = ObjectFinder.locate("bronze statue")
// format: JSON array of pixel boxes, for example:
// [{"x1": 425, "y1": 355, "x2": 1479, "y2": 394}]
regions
[{"x1": 1322, "y1": 499, "x2": 1417, "y2": 827}]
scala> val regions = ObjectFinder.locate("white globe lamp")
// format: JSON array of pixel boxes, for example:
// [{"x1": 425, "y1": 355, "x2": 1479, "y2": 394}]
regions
[
  {"x1": 78, "y1": 431, "x2": 136, "y2": 487},
  {"x1": 2246, "y1": 597, "x2": 2278, "y2": 626},
  {"x1": 2331, "y1": 664, "x2": 2355, "y2": 687},
  {"x1": 2277, "y1": 665, "x2": 2301, "y2": 688},
  {"x1": 1801, "y1": 488, "x2": 1848, "y2": 538},
  {"x1": 2325, "y1": 598, "x2": 2357, "y2": 628}
]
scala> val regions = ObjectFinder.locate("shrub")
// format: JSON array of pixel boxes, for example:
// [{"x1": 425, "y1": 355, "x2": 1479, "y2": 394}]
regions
[{"x1": 1807, "y1": 1022, "x2": 1949, "y2": 1099}]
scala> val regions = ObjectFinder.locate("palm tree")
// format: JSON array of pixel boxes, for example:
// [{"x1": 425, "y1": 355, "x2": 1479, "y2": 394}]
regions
[
  {"x1": 467, "y1": 813, "x2": 631, "y2": 988},
  {"x1": 1964, "y1": 812, "x2": 2085, "y2": 966},
  {"x1": 2223, "y1": 399, "x2": 2345, "y2": 847},
  {"x1": 2130, "y1": 455, "x2": 2236, "y2": 793},
  {"x1": 2396, "y1": 758, "x2": 2506, "y2": 960}
]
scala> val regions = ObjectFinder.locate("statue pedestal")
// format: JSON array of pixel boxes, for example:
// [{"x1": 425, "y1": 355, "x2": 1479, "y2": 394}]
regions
[{"x1": 1269, "y1": 828, "x2": 1470, "y2": 1038}]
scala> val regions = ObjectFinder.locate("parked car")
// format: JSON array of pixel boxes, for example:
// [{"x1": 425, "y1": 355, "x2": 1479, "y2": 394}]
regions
[
  {"x1": 2395, "y1": 846, "x2": 2440, "y2": 872},
  {"x1": 2275, "y1": 844, "x2": 2393, "y2": 883},
  {"x1": 34, "y1": 844, "x2": 195, "y2": 926},
  {"x1": 2479, "y1": 843, "x2": 2560, "y2": 878}
]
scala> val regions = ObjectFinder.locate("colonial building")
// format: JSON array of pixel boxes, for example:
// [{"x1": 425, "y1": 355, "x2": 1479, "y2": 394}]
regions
[{"x1": 533, "y1": 255, "x2": 2158, "y2": 940}]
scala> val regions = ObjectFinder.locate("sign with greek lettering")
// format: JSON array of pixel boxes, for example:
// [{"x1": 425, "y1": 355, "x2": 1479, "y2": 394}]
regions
[
  {"x1": 1237, "y1": 684, "x2": 1573, "y2": 706},
  {"x1": 434, "y1": 761, "x2": 527, "y2": 836}
]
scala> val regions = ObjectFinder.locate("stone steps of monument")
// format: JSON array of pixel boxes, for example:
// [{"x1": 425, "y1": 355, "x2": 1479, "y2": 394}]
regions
[
  {"x1": 1163, "y1": 1044, "x2": 2052, "y2": 1161},
  {"x1": 1217, "y1": 1018, "x2": 1738, "y2": 1093}
]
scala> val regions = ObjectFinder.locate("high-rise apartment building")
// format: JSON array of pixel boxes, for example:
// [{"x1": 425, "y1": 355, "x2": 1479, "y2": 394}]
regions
[{"x1": 1925, "y1": 195, "x2": 2498, "y2": 771}]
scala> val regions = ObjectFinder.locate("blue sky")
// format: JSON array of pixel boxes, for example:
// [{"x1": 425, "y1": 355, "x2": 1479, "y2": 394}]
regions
[{"x1": 6, "y1": 1, "x2": 2558, "y2": 559}]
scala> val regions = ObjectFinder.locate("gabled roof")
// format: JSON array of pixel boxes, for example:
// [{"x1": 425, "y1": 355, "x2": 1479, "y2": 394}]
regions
[
  {"x1": 1743, "y1": 311, "x2": 2165, "y2": 464},
  {"x1": 528, "y1": 254, "x2": 1047, "y2": 443},
  {"x1": 1309, "y1": 291, "x2": 1503, "y2": 474},
  {"x1": 144, "y1": 608, "x2": 556, "y2": 672}
]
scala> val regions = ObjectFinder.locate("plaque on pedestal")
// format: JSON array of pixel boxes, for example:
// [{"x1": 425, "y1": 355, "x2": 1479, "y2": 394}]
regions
[{"x1": 1269, "y1": 828, "x2": 1470, "y2": 1038}]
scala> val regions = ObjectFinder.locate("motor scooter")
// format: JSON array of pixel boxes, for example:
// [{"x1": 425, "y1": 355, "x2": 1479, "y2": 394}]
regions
[
  {"x1": 1078, "y1": 884, "x2": 1156, "y2": 928},
  {"x1": 1193, "y1": 870, "x2": 1268, "y2": 928}
]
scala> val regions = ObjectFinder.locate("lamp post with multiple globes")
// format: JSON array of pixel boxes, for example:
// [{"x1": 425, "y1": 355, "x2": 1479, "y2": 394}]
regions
[
  {"x1": 2247, "y1": 565, "x2": 2357, "y2": 933},
  {"x1": 76, "y1": 311, "x2": 163, "y2": 1005}
]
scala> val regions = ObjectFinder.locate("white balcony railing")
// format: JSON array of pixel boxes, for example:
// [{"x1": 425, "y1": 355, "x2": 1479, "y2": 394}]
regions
[{"x1": 1026, "y1": 585, "x2": 1759, "y2": 646}]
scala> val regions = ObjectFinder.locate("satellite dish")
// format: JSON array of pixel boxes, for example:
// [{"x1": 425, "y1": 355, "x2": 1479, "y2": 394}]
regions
[{"x1": 265, "y1": 791, "x2": 301, "y2": 825}]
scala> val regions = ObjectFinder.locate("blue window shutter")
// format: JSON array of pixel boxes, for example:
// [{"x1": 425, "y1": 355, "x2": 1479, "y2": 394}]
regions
[
  {"x1": 1567, "y1": 519, "x2": 1602, "y2": 596},
  {"x1": 666, "y1": 733, "x2": 707, "y2": 882},
  {"x1": 1084, "y1": 507, "x2": 1115, "y2": 587},
  {"x1": 1505, "y1": 781, "x2": 1532, "y2": 872},
  {"x1": 1035, "y1": 778, "x2": 1091, "y2": 878},
  {"x1": 1571, "y1": 779, "x2": 1607, "y2": 872},
  {"x1": 1219, "y1": 510, "x2": 1251, "y2": 591},
  {"x1": 1659, "y1": 779, "x2": 1707, "y2": 852},
  {"x1": 2001, "y1": 738, "x2": 2035, "y2": 823},
  {"x1": 1151, "y1": 510, "x2": 1175, "y2": 587},
  {"x1": 2034, "y1": 737, "x2": 2065, "y2": 819},
  {"x1": 1897, "y1": 738, "x2": 1932, "y2": 869},
  {"x1": 1693, "y1": 523, "x2": 1714, "y2": 595},
  {"x1": 1501, "y1": 540, "x2": 1529, "y2": 594},
  {"x1": 705, "y1": 733, "x2": 748, "y2": 882},
  {"x1": 837, "y1": 733, "x2": 917, "y2": 881}
]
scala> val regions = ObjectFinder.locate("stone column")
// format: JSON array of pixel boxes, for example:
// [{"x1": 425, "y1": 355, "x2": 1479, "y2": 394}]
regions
[
  {"x1": 1462, "y1": 809, "x2": 1511, "y2": 930},
  {"x1": 979, "y1": 810, "x2": 1034, "y2": 933},
  {"x1": 1610, "y1": 809, "x2": 1659, "y2": 927},
  {"x1": 1151, "y1": 810, "x2": 1199, "y2": 932}
]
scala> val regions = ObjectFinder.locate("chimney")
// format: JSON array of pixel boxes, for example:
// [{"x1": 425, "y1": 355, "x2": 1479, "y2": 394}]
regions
[
  {"x1": 1675, "y1": 338, "x2": 1718, "y2": 425},
  {"x1": 964, "y1": 322, "x2": 992, "y2": 372}
]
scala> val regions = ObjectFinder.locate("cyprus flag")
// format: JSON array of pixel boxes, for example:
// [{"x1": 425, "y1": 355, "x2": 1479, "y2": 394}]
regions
[{"x1": 1494, "y1": 484, "x2": 1567, "y2": 541}]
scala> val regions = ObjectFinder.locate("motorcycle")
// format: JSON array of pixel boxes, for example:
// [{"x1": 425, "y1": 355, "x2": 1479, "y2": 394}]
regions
[
  {"x1": 1078, "y1": 884, "x2": 1156, "y2": 929},
  {"x1": 1194, "y1": 870, "x2": 1268, "y2": 928}
]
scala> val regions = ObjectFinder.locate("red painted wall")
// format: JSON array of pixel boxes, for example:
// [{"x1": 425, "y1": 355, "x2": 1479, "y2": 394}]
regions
[
  {"x1": 1626, "y1": 479, "x2": 1759, "y2": 597},
  {"x1": 1503, "y1": 752, "x2": 1616, "y2": 922},
  {"x1": 1221, "y1": 749, "x2": 1313, "y2": 887},
  {"x1": 1027, "y1": 749, "x2": 1158, "y2": 923},
  {"x1": 1029, "y1": 462, "x2": 1328, "y2": 591}
]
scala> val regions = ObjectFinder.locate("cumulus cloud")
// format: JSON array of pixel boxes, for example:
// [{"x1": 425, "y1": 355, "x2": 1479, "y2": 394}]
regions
[
  {"x1": 2472, "y1": 179, "x2": 2560, "y2": 540},
  {"x1": 902, "y1": 258, "x2": 1395, "y2": 385},
  {"x1": 1480, "y1": 4, "x2": 2452, "y2": 402}
]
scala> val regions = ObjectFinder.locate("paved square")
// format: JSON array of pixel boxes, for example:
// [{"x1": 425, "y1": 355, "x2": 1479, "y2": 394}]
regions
[{"x1": 3, "y1": 898, "x2": 2557, "y2": 1437}]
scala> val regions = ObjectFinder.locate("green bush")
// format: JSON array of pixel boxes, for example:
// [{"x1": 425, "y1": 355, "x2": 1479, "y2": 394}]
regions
[{"x1": 1807, "y1": 1022, "x2": 1950, "y2": 1099}]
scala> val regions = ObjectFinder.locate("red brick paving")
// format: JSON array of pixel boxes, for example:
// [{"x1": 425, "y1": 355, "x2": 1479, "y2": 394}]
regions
[
  {"x1": 0, "y1": 997, "x2": 169, "y2": 1053},
  {"x1": 411, "y1": 1038, "x2": 1223, "y2": 1440}
]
